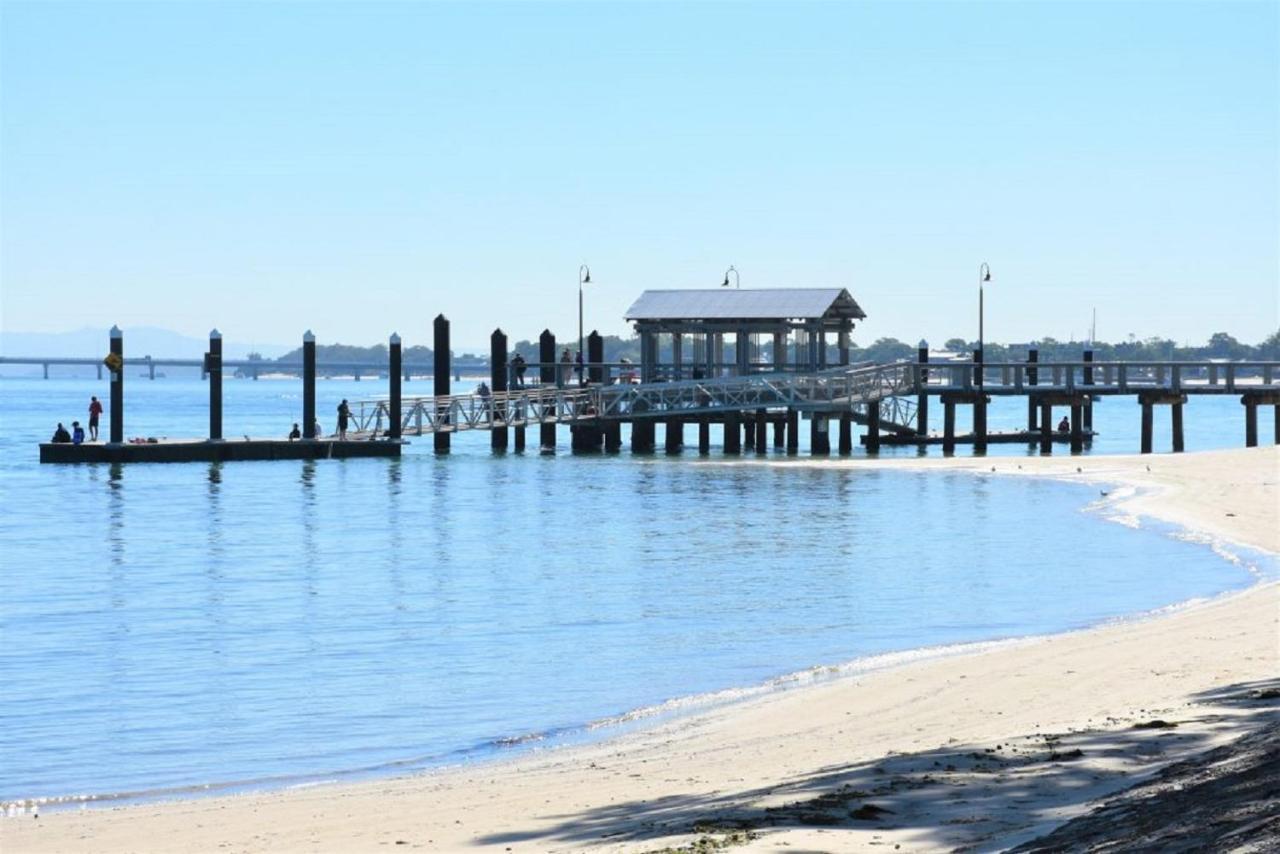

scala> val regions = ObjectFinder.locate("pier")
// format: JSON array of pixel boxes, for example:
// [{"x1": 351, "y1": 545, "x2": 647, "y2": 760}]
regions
[{"x1": 36, "y1": 289, "x2": 1280, "y2": 464}]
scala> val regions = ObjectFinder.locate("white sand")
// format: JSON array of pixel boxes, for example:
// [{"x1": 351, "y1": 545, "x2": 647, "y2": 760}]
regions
[{"x1": 5, "y1": 447, "x2": 1278, "y2": 853}]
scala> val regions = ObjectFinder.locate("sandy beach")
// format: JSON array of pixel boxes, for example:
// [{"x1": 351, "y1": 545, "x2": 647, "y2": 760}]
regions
[{"x1": 5, "y1": 446, "x2": 1277, "y2": 853}]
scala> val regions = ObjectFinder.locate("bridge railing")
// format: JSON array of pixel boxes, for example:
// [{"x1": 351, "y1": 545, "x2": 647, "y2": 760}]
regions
[{"x1": 915, "y1": 360, "x2": 1280, "y2": 393}]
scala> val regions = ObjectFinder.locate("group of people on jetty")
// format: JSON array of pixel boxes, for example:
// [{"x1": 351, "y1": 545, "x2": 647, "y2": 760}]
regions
[
  {"x1": 286, "y1": 399, "x2": 353, "y2": 441},
  {"x1": 49, "y1": 396, "x2": 103, "y2": 445}
]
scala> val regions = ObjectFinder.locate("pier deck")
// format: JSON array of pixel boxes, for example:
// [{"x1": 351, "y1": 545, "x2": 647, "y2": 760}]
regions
[{"x1": 40, "y1": 438, "x2": 401, "y2": 464}]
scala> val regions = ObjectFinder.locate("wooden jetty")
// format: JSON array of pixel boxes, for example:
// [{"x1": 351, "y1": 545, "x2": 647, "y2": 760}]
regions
[{"x1": 37, "y1": 289, "x2": 1280, "y2": 464}]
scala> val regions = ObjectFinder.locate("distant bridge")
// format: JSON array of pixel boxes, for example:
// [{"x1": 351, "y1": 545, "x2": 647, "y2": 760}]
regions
[{"x1": 0, "y1": 355, "x2": 491, "y2": 381}]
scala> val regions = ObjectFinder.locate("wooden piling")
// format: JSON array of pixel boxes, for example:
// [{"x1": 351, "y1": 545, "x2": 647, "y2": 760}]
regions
[
  {"x1": 943, "y1": 400, "x2": 956, "y2": 454},
  {"x1": 539, "y1": 329, "x2": 556, "y2": 450},
  {"x1": 387, "y1": 333, "x2": 402, "y2": 440},
  {"x1": 1026, "y1": 348, "x2": 1039, "y2": 431},
  {"x1": 811, "y1": 416, "x2": 830, "y2": 455},
  {"x1": 1083, "y1": 349, "x2": 1094, "y2": 433},
  {"x1": 108, "y1": 326, "x2": 124, "y2": 444},
  {"x1": 786, "y1": 409, "x2": 799, "y2": 454},
  {"x1": 588, "y1": 330, "x2": 604, "y2": 385},
  {"x1": 490, "y1": 328, "x2": 508, "y2": 451},
  {"x1": 838, "y1": 415, "x2": 852, "y2": 454},
  {"x1": 1040, "y1": 402, "x2": 1052, "y2": 454},
  {"x1": 1070, "y1": 401, "x2": 1083, "y2": 453},
  {"x1": 865, "y1": 403, "x2": 881, "y2": 454},
  {"x1": 433, "y1": 315, "x2": 451, "y2": 453},
  {"x1": 208, "y1": 330, "x2": 223, "y2": 441},
  {"x1": 666, "y1": 418, "x2": 683, "y2": 453},
  {"x1": 755, "y1": 409, "x2": 768, "y2": 453},
  {"x1": 1244, "y1": 399, "x2": 1258, "y2": 448},
  {"x1": 973, "y1": 396, "x2": 988, "y2": 453},
  {"x1": 604, "y1": 421, "x2": 621, "y2": 452},
  {"x1": 773, "y1": 417, "x2": 784, "y2": 448},
  {"x1": 724, "y1": 413, "x2": 742, "y2": 454},
  {"x1": 698, "y1": 417, "x2": 710, "y2": 454},
  {"x1": 1171, "y1": 402, "x2": 1184, "y2": 453},
  {"x1": 916, "y1": 342, "x2": 929, "y2": 436},
  {"x1": 302, "y1": 330, "x2": 316, "y2": 440},
  {"x1": 1141, "y1": 400, "x2": 1154, "y2": 454}
]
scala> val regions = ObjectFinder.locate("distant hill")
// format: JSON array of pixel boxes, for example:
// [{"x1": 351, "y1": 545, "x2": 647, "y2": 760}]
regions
[{"x1": 0, "y1": 327, "x2": 291, "y2": 360}]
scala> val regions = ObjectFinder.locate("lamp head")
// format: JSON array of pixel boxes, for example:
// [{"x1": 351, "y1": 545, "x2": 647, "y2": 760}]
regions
[
  {"x1": 722, "y1": 275, "x2": 730, "y2": 287},
  {"x1": 583, "y1": 271, "x2": 590, "y2": 284}
]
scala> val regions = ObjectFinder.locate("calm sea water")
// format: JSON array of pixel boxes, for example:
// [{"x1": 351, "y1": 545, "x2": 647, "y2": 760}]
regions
[{"x1": 0, "y1": 377, "x2": 1273, "y2": 808}]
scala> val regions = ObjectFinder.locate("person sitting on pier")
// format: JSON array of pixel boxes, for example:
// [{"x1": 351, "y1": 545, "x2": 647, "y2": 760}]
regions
[
  {"x1": 1057, "y1": 415, "x2": 1070, "y2": 433},
  {"x1": 313, "y1": 420, "x2": 323, "y2": 439},
  {"x1": 51, "y1": 423, "x2": 71, "y2": 443},
  {"x1": 511, "y1": 353, "x2": 527, "y2": 388},
  {"x1": 71, "y1": 422, "x2": 85, "y2": 445},
  {"x1": 337, "y1": 400, "x2": 351, "y2": 440},
  {"x1": 87, "y1": 396, "x2": 103, "y2": 441},
  {"x1": 288, "y1": 423, "x2": 301, "y2": 441}
]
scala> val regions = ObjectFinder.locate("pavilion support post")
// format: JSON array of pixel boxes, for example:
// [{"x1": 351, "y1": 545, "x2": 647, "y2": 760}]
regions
[
  {"x1": 773, "y1": 331, "x2": 786, "y2": 371},
  {"x1": 665, "y1": 418, "x2": 683, "y2": 453},
  {"x1": 1171, "y1": 402, "x2": 1184, "y2": 453},
  {"x1": 866, "y1": 403, "x2": 881, "y2": 454},
  {"x1": 943, "y1": 400, "x2": 956, "y2": 455},
  {"x1": 786, "y1": 409, "x2": 799, "y2": 454},
  {"x1": 755, "y1": 409, "x2": 767, "y2": 453},
  {"x1": 698, "y1": 417, "x2": 710, "y2": 454},
  {"x1": 302, "y1": 330, "x2": 315, "y2": 440},
  {"x1": 1027, "y1": 348, "x2": 1039, "y2": 431},
  {"x1": 837, "y1": 326, "x2": 850, "y2": 367},
  {"x1": 539, "y1": 329, "x2": 556, "y2": 450},
  {"x1": 1244, "y1": 399, "x2": 1258, "y2": 448},
  {"x1": 773, "y1": 416, "x2": 784, "y2": 448},
  {"x1": 724, "y1": 413, "x2": 741, "y2": 454},
  {"x1": 434, "y1": 315, "x2": 451, "y2": 453},
  {"x1": 671, "y1": 333, "x2": 682, "y2": 381},
  {"x1": 208, "y1": 329, "x2": 223, "y2": 441},
  {"x1": 1070, "y1": 401, "x2": 1083, "y2": 453},
  {"x1": 916, "y1": 342, "x2": 929, "y2": 436},
  {"x1": 109, "y1": 326, "x2": 124, "y2": 444},
  {"x1": 490, "y1": 328, "x2": 508, "y2": 451},
  {"x1": 1141, "y1": 401, "x2": 1154, "y2": 454},
  {"x1": 388, "y1": 333, "x2": 401, "y2": 440}
]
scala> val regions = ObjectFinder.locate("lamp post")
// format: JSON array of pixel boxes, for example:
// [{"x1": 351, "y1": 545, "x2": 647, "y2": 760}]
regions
[
  {"x1": 977, "y1": 262, "x2": 991, "y2": 387},
  {"x1": 721, "y1": 265, "x2": 739, "y2": 289},
  {"x1": 577, "y1": 263, "x2": 591, "y2": 383}
]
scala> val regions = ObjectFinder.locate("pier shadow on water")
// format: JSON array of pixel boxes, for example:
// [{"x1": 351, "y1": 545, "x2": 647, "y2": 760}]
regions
[{"x1": 474, "y1": 679, "x2": 1279, "y2": 852}]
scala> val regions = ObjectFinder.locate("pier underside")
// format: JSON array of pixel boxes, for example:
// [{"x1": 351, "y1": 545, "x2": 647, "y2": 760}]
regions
[{"x1": 39, "y1": 439, "x2": 401, "y2": 464}]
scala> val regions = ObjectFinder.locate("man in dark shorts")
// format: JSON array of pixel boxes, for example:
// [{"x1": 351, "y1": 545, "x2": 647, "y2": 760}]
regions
[
  {"x1": 337, "y1": 399, "x2": 351, "y2": 440},
  {"x1": 88, "y1": 396, "x2": 103, "y2": 441}
]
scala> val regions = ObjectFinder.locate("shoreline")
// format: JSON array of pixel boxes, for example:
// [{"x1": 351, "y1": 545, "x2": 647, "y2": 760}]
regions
[{"x1": 4, "y1": 446, "x2": 1277, "y2": 852}]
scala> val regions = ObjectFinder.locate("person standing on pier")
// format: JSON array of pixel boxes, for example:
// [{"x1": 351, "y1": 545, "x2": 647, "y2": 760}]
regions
[
  {"x1": 559, "y1": 348, "x2": 572, "y2": 388},
  {"x1": 511, "y1": 353, "x2": 527, "y2": 388},
  {"x1": 337, "y1": 399, "x2": 351, "y2": 440},
  {"x1": 87, "y1": 396, "x2": 102, "y2": 441}
]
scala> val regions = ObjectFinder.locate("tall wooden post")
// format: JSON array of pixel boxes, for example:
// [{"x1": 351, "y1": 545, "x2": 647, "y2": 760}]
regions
[
  {"x1": 1026, "y1": 348, "x2": 1039, "y2": 431},
  {"x1": 973, "y1": 346, "x2": 983, "y2": 387},
  {"x1": 773, "y1": 331, "x2": 786, "y2": 371},
  {"x1": 1082, "y1": 349, "x2": 1094, "y2": 433},
  {"x1": 916, "y1": 341, "x2": 929, "y2": 436},
  {"x1": 786, "y1": 409, "x2": 799, "y2": 454},
  {"x1": 588, "y1": 330, "x2": 604, "y2": 385},
  {"x1": 208, "y1": 329, "x2": 223, "y2": 441},
  {"x1": 490, "y1": 328, "x2": 508, "y2": 451},
  {"x1": 666, "y1": 418, "x2": 683, "y2": 453},
  {"x1": 388, "y1": 333, "x2": 402, "y2": 440},
  {"x1": 866, "y1": 402, "x2": 881, "y2": 454},
  {"x1": 698, "y1": 417, "x2": 710, "y2": 454},
  {"x1": 109, "y1": 325, "x2": 124, "y2": 444},
  {"x1": 1141, "y1": 400, "x2": 1154, "y2": 454},
  {"x1": 1040, "y1": 403, "x2": 1053, "y2": 453},
  {"x1": 1171, "y1": 402, "x2": 1184, "y2": 453},
  {"x1": 755, "y1": 409, "x2": 768, "y2": 453},
  {"x1": 539, "y1": 329, "x2": 556, "y2": 449},
  {"x1": 1244, "y1": 398, "x2": 1258, "y2": 448},
  {"x1": 1070, "y1": 400, "x2": 1083, "y2": 453},
  {"x1": 1274, "y1": 404, "x2": 1280, "y2": 446},
  {"x1": 433, "y1": 315, "x2": 451, "y2": 453},
  {"x1": 811, "y1": 416, "x2": 830, "y2": 455},
  {"x1": 773, "y1": 417, "x2": 784, "y2": 448},
  {"x1": 943, "y1": 400, "x2": 956, "y2": 454},
  {"x1": 302, "y1": 330, "x2": 316, "y2": 439}
]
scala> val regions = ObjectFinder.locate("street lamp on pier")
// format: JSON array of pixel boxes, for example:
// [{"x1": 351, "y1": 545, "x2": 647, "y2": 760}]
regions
[
  {"x1": 977, "y1": 262, "x2": 991, "y2": 387},
  {"x1": 578, "y1": 264, "x2": 591, "y2": 382},
  {"x1": 721, "y1": 265, "x2": 739, "y2": 289}
]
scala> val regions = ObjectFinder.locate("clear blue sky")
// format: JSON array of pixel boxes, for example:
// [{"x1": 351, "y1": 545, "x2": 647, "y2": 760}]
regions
[{"x1": 2, "y1": 1, "x2": 1276, "y2": 352}]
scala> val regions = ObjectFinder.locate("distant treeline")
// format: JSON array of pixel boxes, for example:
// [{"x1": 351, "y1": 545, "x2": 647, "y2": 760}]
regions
[{"x1": 265, "y1": 329, "x2": 1280, "y2": 366}]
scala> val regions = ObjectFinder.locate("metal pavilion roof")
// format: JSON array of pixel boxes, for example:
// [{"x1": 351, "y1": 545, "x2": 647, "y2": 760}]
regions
[{"x1": 624, "y1": 288, "x2": 867, "y2": 322}]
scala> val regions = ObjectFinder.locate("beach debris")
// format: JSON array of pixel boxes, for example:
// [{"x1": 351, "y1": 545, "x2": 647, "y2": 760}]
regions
[
  {"x1": 1133, "y1": 720, "x2": 1178, "y2": 730},
  {"x1": 1048, "y1": 748, "x2": 1085, "y2": 762}
]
